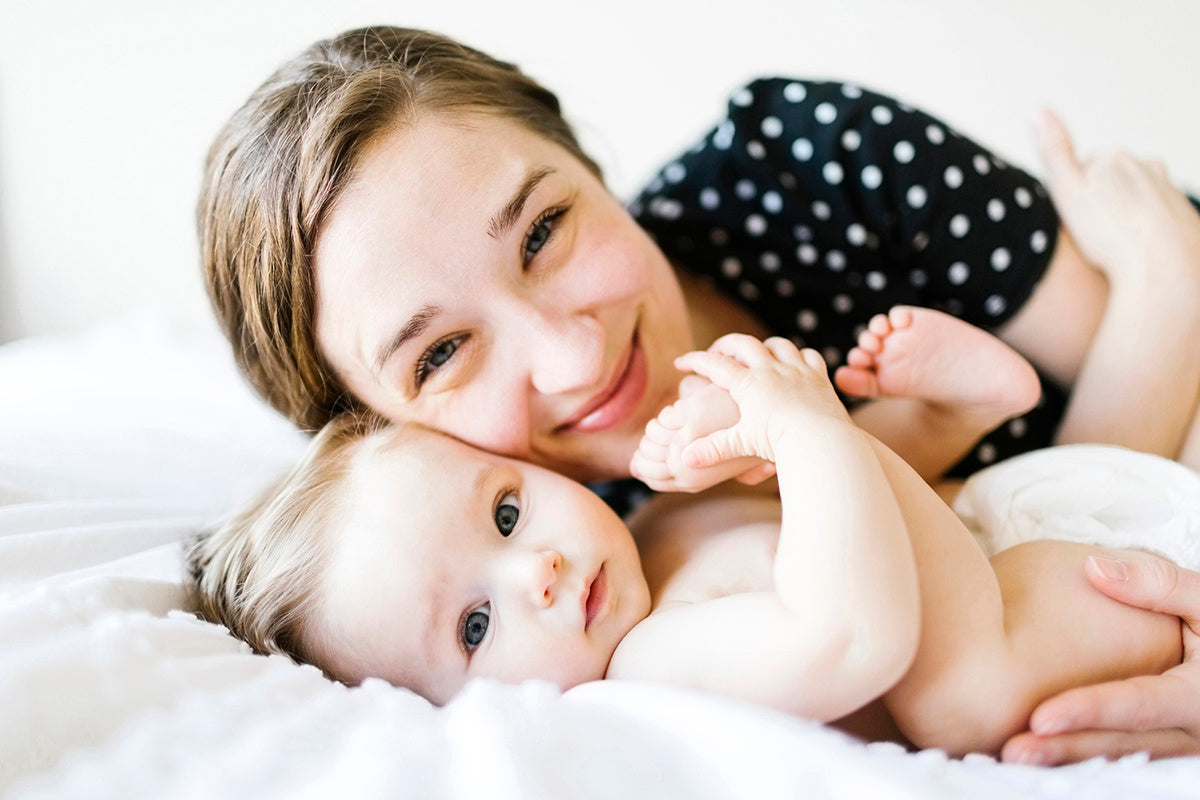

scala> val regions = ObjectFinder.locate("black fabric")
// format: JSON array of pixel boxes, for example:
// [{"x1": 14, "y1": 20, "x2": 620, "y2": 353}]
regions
[{"x1": 597, "y1": 77, "x2": 1067, "y2": 517}]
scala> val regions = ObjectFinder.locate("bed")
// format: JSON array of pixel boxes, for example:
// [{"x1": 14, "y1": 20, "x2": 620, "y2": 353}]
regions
[{"x1": 3, "y1": 315, "x2": 1200, "y2": 799}]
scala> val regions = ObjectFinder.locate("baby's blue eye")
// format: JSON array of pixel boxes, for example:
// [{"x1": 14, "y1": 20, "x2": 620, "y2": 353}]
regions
[
  {"x1": 495, "y1": 495, "x2": 519, "y2": 537},
  {"x1": 462, "y1": 605, "x2": 490, "y2": 650}
]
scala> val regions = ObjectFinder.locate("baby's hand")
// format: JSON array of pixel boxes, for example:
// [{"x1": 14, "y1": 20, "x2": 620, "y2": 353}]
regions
[
  {"x1": 631, "y1": 374, "x2": 774, "y2": 493},
  {"x1": 671, "y1": 334, "x2": 849, "y2": 470}
]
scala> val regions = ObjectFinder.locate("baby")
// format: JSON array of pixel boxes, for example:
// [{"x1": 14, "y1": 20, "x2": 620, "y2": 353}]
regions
[{"x1": 188, "y1": 308, "x2": 1183, "y2": 757}]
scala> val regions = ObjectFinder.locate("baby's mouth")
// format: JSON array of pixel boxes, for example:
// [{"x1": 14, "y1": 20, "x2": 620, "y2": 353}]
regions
[{"x1": 584, "y1": 564, "x2": 608, "y2": 631}]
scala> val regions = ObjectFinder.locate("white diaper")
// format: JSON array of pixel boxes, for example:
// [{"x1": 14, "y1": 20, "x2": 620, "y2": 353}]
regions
[{"x1": 952, "y1": 444, "x2": 1200, "y2": 571}]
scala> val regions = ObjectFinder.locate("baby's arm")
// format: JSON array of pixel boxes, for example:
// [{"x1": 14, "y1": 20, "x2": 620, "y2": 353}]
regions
[{"x1": 611, "y1": 336, "x2": 921, "y2": 722}]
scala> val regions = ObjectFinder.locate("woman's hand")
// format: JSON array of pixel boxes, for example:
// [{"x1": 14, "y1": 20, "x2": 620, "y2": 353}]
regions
[
  {"x1": 1002, "y1": 553, "x2": 1200, "y2": 764},
  {"x1": 1034, "y1": 108, "x2": 1200, "y2": 291}
]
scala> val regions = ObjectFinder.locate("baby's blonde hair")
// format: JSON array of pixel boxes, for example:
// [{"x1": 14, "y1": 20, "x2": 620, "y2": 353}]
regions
[{"x1": 186, "y1": 413, "x2": 386, "y2": 674}]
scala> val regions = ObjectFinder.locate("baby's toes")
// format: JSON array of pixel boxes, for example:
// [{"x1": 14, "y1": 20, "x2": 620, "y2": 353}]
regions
[
  {"x1": 845, "y1": 346, "x2": 876, "y2": 370},
  {"x1": 887, "y1": 305, "x2": 915, "y2": 330},
  {"x1": 855, "y1": 329, "x2": 884, "y2": 355},
  {"x1": 866, "y1": 313, "x2": 894, "y2": 338}
]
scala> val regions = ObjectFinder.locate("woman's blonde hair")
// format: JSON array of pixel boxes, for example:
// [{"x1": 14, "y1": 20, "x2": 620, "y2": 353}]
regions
[
  {"x1": 199, "y1": 26, "x2": 602, "y2": 431},
  {"x1": 186, "y1": 413, "x2": 385, "y2": 672}
]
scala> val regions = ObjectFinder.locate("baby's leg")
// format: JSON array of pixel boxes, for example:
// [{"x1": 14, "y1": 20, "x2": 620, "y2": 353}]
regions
[
  {"x1": 862, "y1": 426, "x2": 1183, "y2": 755},
  {"x1": 838, "y1": 306, "x2": 1041, "y2": 483},
  {"x1": 891, "y1": 540, "x2": 1182, "y2": 757}
]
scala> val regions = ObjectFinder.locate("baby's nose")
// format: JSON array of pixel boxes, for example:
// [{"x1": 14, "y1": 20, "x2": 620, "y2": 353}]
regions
[{"x1": 526, "y1": 549, "x2": 562, "y2": 608}]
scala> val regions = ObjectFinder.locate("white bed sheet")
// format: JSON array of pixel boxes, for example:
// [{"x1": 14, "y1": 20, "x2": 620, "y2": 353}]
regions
[{"x1": 4, "y1": 316, "x2": 1200, "y2": 799}]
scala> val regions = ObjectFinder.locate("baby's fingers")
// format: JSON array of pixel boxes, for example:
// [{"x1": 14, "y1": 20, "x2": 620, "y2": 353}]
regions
[
  {"x1": 1033, "y1": 108, "x2": 1083, "y2": 205},
  {"x1": 675, "y1": 350, "x2": 749, "y2": 392}
]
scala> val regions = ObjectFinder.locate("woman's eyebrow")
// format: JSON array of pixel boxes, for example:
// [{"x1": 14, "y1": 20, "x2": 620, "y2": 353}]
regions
[
  {"x1": 487, "y1": 166, "x2": 555, "y2": 239},
  {"x1": 372, "y1": 303, "x2": 442, "y2": 377}
]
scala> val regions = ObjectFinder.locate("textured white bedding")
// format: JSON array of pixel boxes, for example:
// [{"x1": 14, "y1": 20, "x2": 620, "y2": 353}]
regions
[{"x1": 4, "y1": 316, "x2": 1200, "y2": 799}]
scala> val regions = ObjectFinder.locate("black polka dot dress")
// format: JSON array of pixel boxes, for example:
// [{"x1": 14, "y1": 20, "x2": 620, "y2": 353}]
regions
[{"x1": 631, "y1": 77, "x2": 1067, "y2": 475}]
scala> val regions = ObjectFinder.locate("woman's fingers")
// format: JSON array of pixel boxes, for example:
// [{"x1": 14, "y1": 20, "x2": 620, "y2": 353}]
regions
[
  {"x1": 1032, "y1": 107, "x2": 1083, "y2": 204},
  {"x1": 1002, "y1": 726, "x2": 1200, "y2": 766},
  {"x1": 1029, "y1": 668, "x2": 1200, "y2": 735},
  {"x1": 1085, "y1": 554, "x2": 1200, "y2": 632}
]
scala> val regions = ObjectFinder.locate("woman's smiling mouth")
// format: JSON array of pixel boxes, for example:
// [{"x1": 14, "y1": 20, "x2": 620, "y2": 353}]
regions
[{"x1": 559, "y1": 332, "x2": 648, "y2": 434}]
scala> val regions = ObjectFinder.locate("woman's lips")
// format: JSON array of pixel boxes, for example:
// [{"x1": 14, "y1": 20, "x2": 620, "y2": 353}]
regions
[
  {"x1": 560, "y1": 335, "x2": 648, "y2": 434},
  {"x1": 584, "y1": 564, "x2": 608, "y2": 631}
]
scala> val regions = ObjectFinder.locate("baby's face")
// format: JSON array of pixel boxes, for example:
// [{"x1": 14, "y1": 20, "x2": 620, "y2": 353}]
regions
[{"x1": 313, "y1": 425, "x2": 651, "y2": 704}]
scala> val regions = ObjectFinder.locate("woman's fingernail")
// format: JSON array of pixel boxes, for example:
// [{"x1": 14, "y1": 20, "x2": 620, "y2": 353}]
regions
[
  {"x1": 1088, "y1": 556, "x2": 1129, "y2": 582},
  {"x1": 1032, "y1": 716, "x2": 1068, "y2": 736}
]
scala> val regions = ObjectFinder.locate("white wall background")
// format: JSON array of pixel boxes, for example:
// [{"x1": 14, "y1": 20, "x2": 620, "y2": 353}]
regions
[{"x1": 0, "y1": 0, "x2": 1195, "y2": 342}]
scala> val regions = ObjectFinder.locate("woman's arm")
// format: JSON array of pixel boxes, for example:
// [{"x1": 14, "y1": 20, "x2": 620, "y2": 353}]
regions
[
  {"x1": 612, "y1": 336, "x2": 920, "y2": 721},
  {"x1": 1003, "y1": 553, "x2": 1200, "y2": 764}
]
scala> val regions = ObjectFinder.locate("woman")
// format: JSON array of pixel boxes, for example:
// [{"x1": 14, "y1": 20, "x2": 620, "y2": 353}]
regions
[{"x1": 198, "y1": 25, "x2": 1200, "y2": 763}]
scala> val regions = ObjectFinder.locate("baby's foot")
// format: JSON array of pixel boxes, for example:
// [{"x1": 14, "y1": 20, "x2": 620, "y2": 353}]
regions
[{"x1": 834, "y1": 306, "x2": 1041, "y2": 426}]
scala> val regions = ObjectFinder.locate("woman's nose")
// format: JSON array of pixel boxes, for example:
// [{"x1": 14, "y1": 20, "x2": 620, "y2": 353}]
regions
[{"x1": 524, "y1": 309, "x2": 605, "y2": 396}]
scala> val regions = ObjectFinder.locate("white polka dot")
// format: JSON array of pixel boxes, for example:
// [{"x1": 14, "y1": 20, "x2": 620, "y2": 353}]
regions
[
  {"x1": 778, "y1": 172, "x2": 797, "y2": 190},
  {"x1": 1014, "y1": 187, "x2": 1033, "y2": 208},
  {"x1": 700, "y1": 188, "x2": 721, "y2": 210},
  {"x1": 811, "y1": 201, "x2": 832, "y2": 220},
  {"x1": 722, "y1": 257, "x2": 742, "y2": 278},
  {"x1": 732, "y1": 88, "x2": 754, "y2": 107},
  {"x1": 646, "y1": 176, "x2": 664, "y2": 194},
  {"x1": 846, "y1": 223, "x2": 868, "y2": 247},
  {"x1": 944, "y1": 166, "x2": 964, "y2": 189},
  {"x1": 783, "y1": 82, "x2": 807, "y2": 103},
  {"x1": 796, "y1": 309, "x2": 818, "y2": 331},
  {"x1": 973, "y1": 154, "x2": 991, "y2": 174},
  {"x1": 912, "y1": 231, "x2": 930, "y2": 251},
  {"x1": 991, "y1": 247, "x2": 1012, "y2": 271},
  {"x1": 909, "y1": 269, "x2": 928, "y2": 287},
  {"x1": 738, "y1": 281, "x2": 760, "y2": 300},
  {"x1": 823, "y1": 161, "x2": 844, "y2": 185},
  {"x1": 823, "y1": 346, "x2": 843, "y2": 365},
  {"x1": 736, "y1": 179, "x2": 757, "y2": 200},
  {"x1": 826, "y1": 250, "x2": 847, "y2": 271},
  {"x1": 713, "y1": 120, "x2": 735, "y2": 150},
  {"x1": 841, "y1": 130, "x2": 862, "y2": 151},
  {"x1": 861, "y1": 165, "x2": 883, "y2": 189},
  {"x1": 949, "y1": 214, "x2": 971, "y2": 238},
  {"x1": 1030, "y1": 230, "x2": 1048, "y2": 253},
  {"x1": 776, "y1": 278, "x2": 795, "y2": 296},
  {"x1": 832, "y1": 294, "x2": 853, "y2": 314},
  {"x1": 794, "y1": 224, "x2": 813, "y2": 241},
  {"x1": 709, "y1": 227, "x2": 729, "y2": 245},
  {"x1": 992, "y1": 156, "x2": 1007, "y2": 171},
  {"x1": 1008, "y1": 417, "x2": 1028, "y2": 437},
  {"x1": 977, "y1": 443, "x2": 998, "y2": 464},
  {"x1": 871, "y1": 105, "x2": 894, "y2": 125},
  {"x1": 760, "y1": 252, "x2": 781, "y2": 271},
  {"x1": 906, "y1": 185, "x2": 928, "y2": 208},
  {"x1": 866, "y1": 271, "x2": 887, "y2": 291},
  {"x1": 746, "y1": 140, "x2": 767, "y2": 160},
  {"x1": 797, "y1": 244, "x2": 819, "y2": 264},
  {"x1": 650, "y1": 198, "x2": 683, "y2": 219},
  {"x1": 841, "y1": 84, "x2": 863, "y2": 99},
  {"x1": 893, "y1": 141, "x2": 915, "y2": 164},
  {"x1": 925, "y1": 124, "x2": 946, "y2": 145},
  {"x1": 947, "y1": 261, "x2": 970, "y2": 285},
  {"x1": 663, "y1": 162, "x2": 687, "y2": 183},
  {"x1": 792, "y1": 137, "x2": 814, "y2": 162},
  {"x1": 761, "y1": 116, "x2": 784, "y2": 138},
  {"x1": 762, "y1": 191, "x2": 783, "y2": 214},
  {"x1": 814, "y1": 102, "x2": 838, "y2": 124},
  {"x1": 745, "y1": 214, "x2": 767, "y2": 236},
  {"x1": 985, "y1": 294, "x2": 1008, "y2": 316},
  {"x1": 987, "y1": 199, "x2": 1006, "y2": 222}
]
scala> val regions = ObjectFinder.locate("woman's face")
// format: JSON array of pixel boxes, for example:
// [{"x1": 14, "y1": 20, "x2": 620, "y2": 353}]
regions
[{"x1": 313, "y1": 113, "x2": 693, "y2": 481}]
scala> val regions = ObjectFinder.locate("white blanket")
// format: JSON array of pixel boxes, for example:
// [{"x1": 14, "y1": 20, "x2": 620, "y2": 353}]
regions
[{"x1": 3, "y1": 317, "x2": 1200, "y2": 799}]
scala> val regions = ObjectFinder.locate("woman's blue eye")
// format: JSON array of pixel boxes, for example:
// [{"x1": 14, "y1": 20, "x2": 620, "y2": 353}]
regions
[
  {"x1": 522, "y1": 207, "x2": 566, "y2": 265},
  {"x1": 462, "y1": 605, "x2": 490, "y2": 650},
  {"x1": 415, "y1": 336, "x2": 463, "y2": 386},
  {"x1": 495, "y1": 496, "x2": 519, "y2": 537}
]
